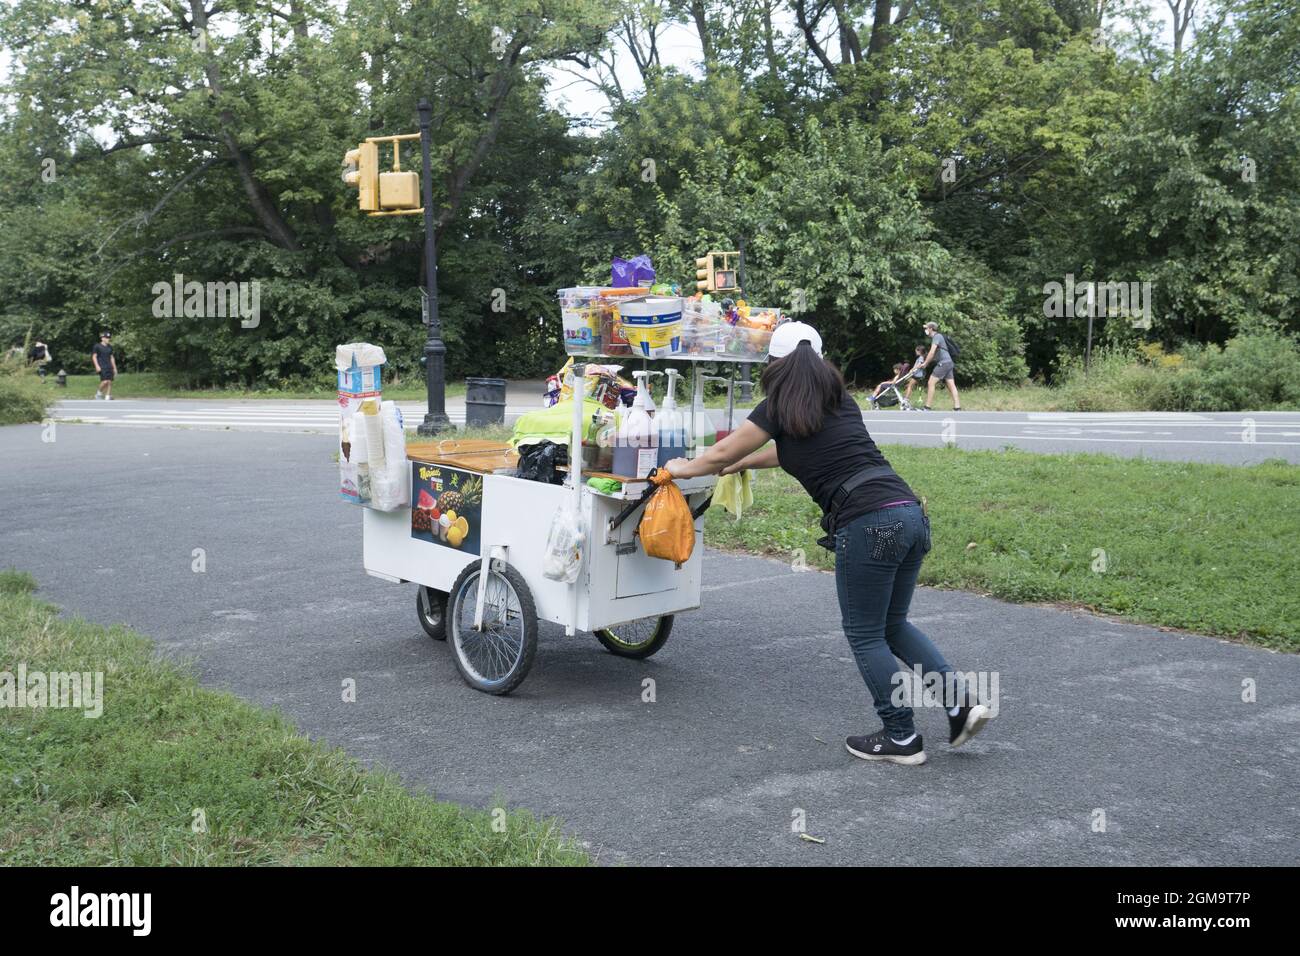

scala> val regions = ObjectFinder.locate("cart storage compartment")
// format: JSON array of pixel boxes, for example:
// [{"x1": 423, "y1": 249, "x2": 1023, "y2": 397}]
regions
[{"x1": 608, "y1": 507, "x2": 682, "y2": 598}]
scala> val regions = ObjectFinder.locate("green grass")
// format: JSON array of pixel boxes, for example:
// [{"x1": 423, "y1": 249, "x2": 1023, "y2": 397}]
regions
[
  {"x1": 0, "y1": 364, "x2": 51, "y2": 424},
  {"x1": 0, "y1": 571, "x2": 587, "y2": 866},
  {"x1": 704, "y1": 447, "x2": 1300, "y2": 651},
  {"x1": 58, "y1": 372, "x2": 468, "y2": 402}
]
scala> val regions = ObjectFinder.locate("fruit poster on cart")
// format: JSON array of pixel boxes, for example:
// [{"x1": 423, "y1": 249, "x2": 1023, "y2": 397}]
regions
[{"x1": 410, "y1": 463, "x2": 484, "y2": 554}]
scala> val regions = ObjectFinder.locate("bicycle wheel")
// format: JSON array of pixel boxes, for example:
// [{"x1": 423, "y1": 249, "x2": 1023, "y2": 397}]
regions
[
  {"x1": 594, "y1": 615, "x2": 674, "y2": 659},
  {"x1": 447, "y1": 560, "x2": 538, "y2": 695}
]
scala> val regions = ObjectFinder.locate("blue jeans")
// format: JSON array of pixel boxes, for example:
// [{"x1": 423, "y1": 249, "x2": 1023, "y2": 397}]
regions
[{"x1": 834, "y1": 501, "x2": 953, "y2": 738}]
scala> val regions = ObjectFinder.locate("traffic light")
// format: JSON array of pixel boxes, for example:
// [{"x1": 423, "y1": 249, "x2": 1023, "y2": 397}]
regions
[
  {"x1": 342, "y1": 134, "x2": 423, "y2": 217},
  {"x1": 695, "y1": 251, "x2": 740, "y2": 293},
  {"x1": 342, "y1": 142, "x2": 379, "y2": 212},
  {"x1": 695, "y1": 255, "x2": 714, "y2": 292}
]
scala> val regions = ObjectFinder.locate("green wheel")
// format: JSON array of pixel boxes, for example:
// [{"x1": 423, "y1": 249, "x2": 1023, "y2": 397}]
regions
[{"x1": 595, "y1": 615, "x2": 674, "y2": 659}]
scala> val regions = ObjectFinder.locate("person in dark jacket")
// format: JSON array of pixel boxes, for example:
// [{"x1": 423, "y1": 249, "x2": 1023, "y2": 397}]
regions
[{"x1": 666, "y1": 322, "x2": 993, "y2": 765}]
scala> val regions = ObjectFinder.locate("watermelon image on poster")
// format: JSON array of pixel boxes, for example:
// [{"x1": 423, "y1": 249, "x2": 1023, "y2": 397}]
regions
[{"x1": 410, "y1": 463, "x2": 483, "y2": 554}]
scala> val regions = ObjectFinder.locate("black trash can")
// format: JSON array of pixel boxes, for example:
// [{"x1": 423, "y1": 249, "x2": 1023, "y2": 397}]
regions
[{"x1": 465, "y1": 377, "x2": 507, "y2": 427}]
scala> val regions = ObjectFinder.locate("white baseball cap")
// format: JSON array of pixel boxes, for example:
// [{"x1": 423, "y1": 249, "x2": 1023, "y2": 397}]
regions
[{"x1": 768, "y1": 321, "x2": 823, "y2": 359}]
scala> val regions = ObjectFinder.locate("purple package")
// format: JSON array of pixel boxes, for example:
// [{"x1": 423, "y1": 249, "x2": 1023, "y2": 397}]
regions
[{"x1": 612, "y1": 255, "x2": 655, "y2": 288}]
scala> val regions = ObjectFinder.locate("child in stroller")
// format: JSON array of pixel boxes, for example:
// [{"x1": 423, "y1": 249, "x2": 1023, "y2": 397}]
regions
[
  {"x1": 869, "y1": 362, "x2": 916, "y2": 410},
  {"x1": 903, "y1": 345, "x2": 927, "y2": 404}
]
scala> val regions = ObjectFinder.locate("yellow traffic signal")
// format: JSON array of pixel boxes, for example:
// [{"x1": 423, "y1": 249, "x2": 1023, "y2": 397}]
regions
[
  {"x1": 380, "y1": 170, "x2": 419, "y2": 210},
  {"x1": 342, "y1": 142, "x2": 378, "y2": 212},
  {"x1": 695, "y1": 255, "x2": 714, "y2": 292},
  {"x1": 695, "y1": 251, "x2": 739, "y2": 292},
  {"x1": 342, "y1": 134, "x2": 423, "y2": 217}
]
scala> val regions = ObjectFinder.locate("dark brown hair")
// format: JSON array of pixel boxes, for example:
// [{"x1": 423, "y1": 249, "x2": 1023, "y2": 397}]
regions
[{"x1": 759, "y1": 340, "x2": 847, "y2": 438}]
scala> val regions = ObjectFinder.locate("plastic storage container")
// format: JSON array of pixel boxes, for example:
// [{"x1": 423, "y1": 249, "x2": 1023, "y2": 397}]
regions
[
  {"x1": 680, "y1": 300, "x2": 726, "y2": 356},
  {"x1": 599, "y1": 292, "x2": 636, "y2": 355},
  {"x1": 719, "y1": 306, "x2": 781, "y2": 361},
  {"x1": 558, "y1": 287, "x2": 604, "y2": 354}
]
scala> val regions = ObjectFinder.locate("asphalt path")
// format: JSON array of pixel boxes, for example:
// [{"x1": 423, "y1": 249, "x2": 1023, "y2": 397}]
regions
[
  {"x1": 50, "y1": 395, "x2": 1300, "y2": 465},
  {"x1": 3, "y1": 422, "x2": 1296, "y2": 865}
]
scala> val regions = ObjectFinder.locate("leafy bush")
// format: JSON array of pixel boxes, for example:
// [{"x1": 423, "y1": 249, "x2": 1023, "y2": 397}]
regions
[
  {"x1": 1163, "y1": 332, "x2": 1300, "y2": 411},
  {"x1": 0, "y1": 356, "x2": 50, "y2": 425},
  {"x1": 1048, "y1": 333, "x2": 1300, "y2": 411}
]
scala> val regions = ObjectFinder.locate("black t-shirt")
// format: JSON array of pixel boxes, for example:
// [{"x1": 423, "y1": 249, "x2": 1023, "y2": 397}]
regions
[
  {"x1": 92, "y1": 342, "x2": 113, "y2": 369},
  {"x1": 748, "y1": 391, "x2": 916, "y2": 526}
]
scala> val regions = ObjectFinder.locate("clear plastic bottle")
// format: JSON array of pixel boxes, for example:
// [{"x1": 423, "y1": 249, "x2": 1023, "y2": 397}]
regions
[
  {"x1": 658, "y1": 368, "x2": 685, "y2": 454},
  {"x1": 688, "y1": 372, "x2": 717, "y2": 458}
]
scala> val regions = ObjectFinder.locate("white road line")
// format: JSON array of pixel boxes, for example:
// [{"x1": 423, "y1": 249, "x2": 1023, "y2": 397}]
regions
[{"x1": 1026, "y1": 411, "x2": 1215, "y2": 420}]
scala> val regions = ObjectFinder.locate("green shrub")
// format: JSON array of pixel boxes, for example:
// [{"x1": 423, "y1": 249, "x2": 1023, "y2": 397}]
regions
[
  {"x1": 0, "y1": 356, "x2": 50, "y2": 424},
  {"x1": 1049, "y1": 348, "x2": 1165, "y2": 411},
  {"x1": 1163, "y1": 332, "x2": 1300, "y2": 411},
  {"x1": 1047, "y1": 333, "x2": 1300, "y2": 412}
]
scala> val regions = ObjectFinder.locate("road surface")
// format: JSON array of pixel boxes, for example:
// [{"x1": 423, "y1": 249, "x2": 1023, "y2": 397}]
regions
[
  {"x1": 2, "y1": 421, "x2": 1296, "y2": 865},
  {"x1": 47, "y1": 395, "x2": 1300, "y2": 465}
]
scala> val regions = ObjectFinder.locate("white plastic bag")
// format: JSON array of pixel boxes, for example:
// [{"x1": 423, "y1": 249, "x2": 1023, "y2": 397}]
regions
[{"x1": 542, "y1": 502, "x2": 585, "y2": 583}]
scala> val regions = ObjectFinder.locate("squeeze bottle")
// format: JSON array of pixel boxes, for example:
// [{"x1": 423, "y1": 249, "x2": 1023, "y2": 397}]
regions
[
  {"x1": 620, "y1": 371, "x2": 654, "y2": 449},
  {"x1": 658, "y1": 368, "x2": 685, "y2": 450},
  {"x1": 688, "y1": 373, "x2": 718, "y2": 458}
]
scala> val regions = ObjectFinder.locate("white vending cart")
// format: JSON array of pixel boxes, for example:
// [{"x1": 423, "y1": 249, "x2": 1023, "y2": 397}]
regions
[{"x1": 362, "y1": 362, "x2": 720, "y2": 695}]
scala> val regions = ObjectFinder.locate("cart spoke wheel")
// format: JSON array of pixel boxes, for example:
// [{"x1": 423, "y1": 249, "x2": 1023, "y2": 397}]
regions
[
  {"x1": 448, "y1": 561, "x2": 538, "y2": 695},
  {"x1": 595, "y1": 615, "x2": 674, "y2": 660}
]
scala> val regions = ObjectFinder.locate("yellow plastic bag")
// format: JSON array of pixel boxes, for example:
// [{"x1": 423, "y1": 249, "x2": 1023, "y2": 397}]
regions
[
  {"x1": 713, "y1": 470, "x2": 753, "y2": 519},
  {"x1": 638, "y1": 468, "x2": 695, "y2": 568}
]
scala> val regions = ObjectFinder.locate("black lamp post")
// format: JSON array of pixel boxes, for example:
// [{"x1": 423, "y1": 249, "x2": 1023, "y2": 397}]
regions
[
  {"x1": 416, "y1": 97, "x2": 452, "y2": 435},
  {"x1": 738, "y1": 235, "x2": 753, "y2": 402}
]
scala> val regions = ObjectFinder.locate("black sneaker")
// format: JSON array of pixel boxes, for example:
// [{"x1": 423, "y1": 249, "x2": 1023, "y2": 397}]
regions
[
  {"x1": 948, "y1": 704, "x2": 993, "y2": 747},
  {"x1": 845, "y1": 730, "x2": 927, "y2": 766}
]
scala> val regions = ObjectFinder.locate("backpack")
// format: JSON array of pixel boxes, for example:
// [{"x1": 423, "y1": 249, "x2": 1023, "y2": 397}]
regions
[{"x1": 943, "y1": 335, "x2": 961, "y2": 360}]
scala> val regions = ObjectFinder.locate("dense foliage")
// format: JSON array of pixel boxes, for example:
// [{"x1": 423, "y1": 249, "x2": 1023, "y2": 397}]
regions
[{"x1": 0, "y1": 0, "x2": 1296, "y2": 391}]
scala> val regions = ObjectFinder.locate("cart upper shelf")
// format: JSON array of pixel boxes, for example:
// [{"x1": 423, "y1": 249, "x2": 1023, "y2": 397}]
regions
[{"x1": 565, "y1": 351, "x2": 765, "y2": 364}]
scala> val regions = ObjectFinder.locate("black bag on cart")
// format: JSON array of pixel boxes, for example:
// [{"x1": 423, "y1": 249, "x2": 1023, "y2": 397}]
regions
[{"x1": 515, "y1": 441, "x2": 568, "y2": 485}]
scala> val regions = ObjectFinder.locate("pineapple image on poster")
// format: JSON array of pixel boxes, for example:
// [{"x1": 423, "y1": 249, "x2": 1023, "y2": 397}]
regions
[{"x1": 410, "y1": 464, "x2": 484, "y2": 554}]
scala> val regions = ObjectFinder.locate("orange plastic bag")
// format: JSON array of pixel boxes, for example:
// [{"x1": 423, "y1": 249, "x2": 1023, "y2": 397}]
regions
[{"x1": 638, "y1": 468, "x2": 695, "y2": 568}]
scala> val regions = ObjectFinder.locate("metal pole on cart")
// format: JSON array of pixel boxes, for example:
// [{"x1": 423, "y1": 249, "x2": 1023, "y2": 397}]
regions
[
  {"x1": 567, "y1": 362, "x2": 585, "y2": 636},
  {"x1": 738, "y1": 236, "x2": 753, "y2": 403}
]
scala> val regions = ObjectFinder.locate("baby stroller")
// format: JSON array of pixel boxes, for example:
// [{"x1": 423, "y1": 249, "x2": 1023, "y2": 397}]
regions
[{"x1": 868, "y1": 367, "x2": 915, "y2": 411}]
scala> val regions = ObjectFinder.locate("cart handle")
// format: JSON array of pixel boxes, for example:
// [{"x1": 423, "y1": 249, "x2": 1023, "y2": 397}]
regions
[
  {"x1": 606, "y1": 468, "x2": 713, "y2": 534},
  {"x1": 607, "y1": 474, "x2": 658, "y2": 533}
]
